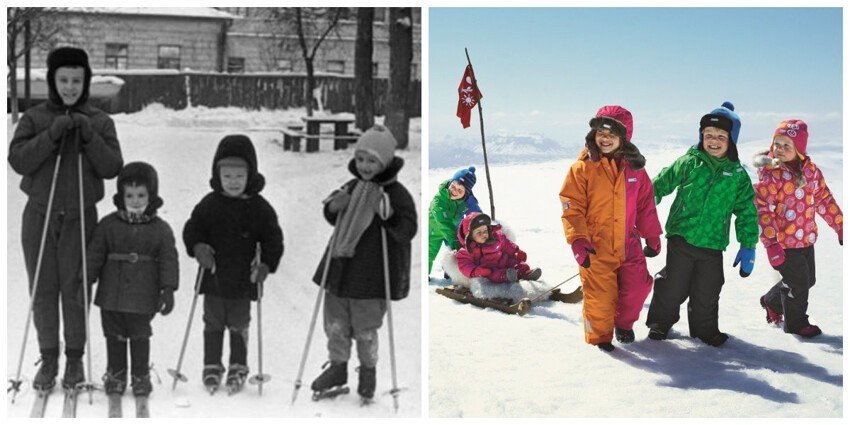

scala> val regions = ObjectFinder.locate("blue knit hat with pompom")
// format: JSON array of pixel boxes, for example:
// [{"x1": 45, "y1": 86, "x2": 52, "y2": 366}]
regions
[
  {"x1": 452, "y1": 166, "x2": 477, "y2": 191},
  {"x1": 699, "y1": 101, "x2": 741, "y2": 144}
]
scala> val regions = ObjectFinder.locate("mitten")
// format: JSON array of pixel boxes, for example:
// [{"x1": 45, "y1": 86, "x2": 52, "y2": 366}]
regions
[
  {"x1": 733, "y1": 247, "x2": 756, "y2": 277},
  {"x1": 643, "y1": 236, "x2": 662, "y2": 258},
  {"x1": 326, "y1": 190, "x2": 351, "y2": 213},
  {"x1": 159, "y1": 288, "x2": 174, "y2": 315},
  {"x1": 765, "y1": 243, "x2": 786, "y2": 268},
  {"x1": 71, "y1": 113, "x2": 94, "y2": 144},
  {"x1": 193, "y1": 243, "x2": 216, "y2": 270},
  {"x1": 252, "y1": 263, "x2": 270, "y2": 284},
  {"x1": 571, "y1": 238, "x2": 596, "y2": 268},
  {"x1": 48, "y1": 115, "x2": 74, "y2": 143}
]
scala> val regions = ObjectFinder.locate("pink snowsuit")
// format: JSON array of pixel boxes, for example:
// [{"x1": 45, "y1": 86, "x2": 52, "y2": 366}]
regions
[{"x1": 456, "y1": 214, "x2": 531, "y2": 283}]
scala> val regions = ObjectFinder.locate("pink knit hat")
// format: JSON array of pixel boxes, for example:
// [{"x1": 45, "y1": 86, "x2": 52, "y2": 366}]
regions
[{"x1": 774, "y1": 119, "x2": 808, "y2": 155}]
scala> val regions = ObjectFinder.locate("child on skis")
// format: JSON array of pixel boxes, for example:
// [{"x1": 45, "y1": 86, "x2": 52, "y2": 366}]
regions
[
  {"x1": 456, "y1": 212, "x2": 542, "y2": 283},
  {"x1": 8, "y1": 46, "x2": 123, "y2": 392},
  {"x1": 559, "y1": 105, "x2": 662, "y2": 352},
  {"x1": 428, "y1": 166, "x2": 481, "y2": 276},
  {"x1": 85, "y1": 162, "x2": 179, "y2": 397},
  {"x1": 754, "y1": 120, "x2": 842, "y2": 338},
  {"x1": 311, "y1": 125, "x2": 417, "y2": 401},
  {"x1": 645, "y1": 102, "x2": 759, "y2": 347},
  {"x1": 183, "y1": 134, "x2": 284, "y2": 393}
]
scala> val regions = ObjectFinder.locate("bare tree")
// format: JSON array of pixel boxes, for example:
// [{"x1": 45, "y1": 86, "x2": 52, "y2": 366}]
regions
[
  {"x1": 7, "y1": 7, "x2": 65, "y2": 123},
  {"x1": 385, "y1": 7, "x2": 413, "y2": 149},
  {"x1": 353, "y1": 8, "x2": 375, "y2": 131},
  {"x1": 268, "y1": 8, "x2": 343, "y2": 117}
]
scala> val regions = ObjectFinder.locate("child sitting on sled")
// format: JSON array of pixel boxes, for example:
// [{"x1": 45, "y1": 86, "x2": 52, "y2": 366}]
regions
[{"x1": 456, "y1": 212, "x2": 542, "y2": 283}]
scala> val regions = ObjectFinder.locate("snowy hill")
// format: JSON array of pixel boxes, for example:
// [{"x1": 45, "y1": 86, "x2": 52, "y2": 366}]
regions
[
  {"x1": 429, "y1": 132, "x2": 575, "y2": 168},
  {"x1": 6, "y1": 106, "x2": 421, "y2": 418},
  {"x1": 428, "y1": 139, "x2": 843, "y2": 418}
]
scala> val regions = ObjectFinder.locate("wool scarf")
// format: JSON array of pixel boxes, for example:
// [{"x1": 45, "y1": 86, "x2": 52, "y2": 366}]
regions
[{"x1": 331, "y1": 180, "x2": 384, "y2": 258}]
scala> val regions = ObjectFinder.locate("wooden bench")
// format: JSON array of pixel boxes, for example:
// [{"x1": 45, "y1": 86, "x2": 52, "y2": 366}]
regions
[
  {"x1": 282, "y1": 127, "x2": 360, "y2": 152},
  {"x1": 281, "y1": 126, "x2": 304, "y2": 151}
]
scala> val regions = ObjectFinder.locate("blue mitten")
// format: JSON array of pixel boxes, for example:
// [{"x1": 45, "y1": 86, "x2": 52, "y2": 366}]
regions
[{"x1": 733, "y1": 247, "x2": 755, "y2": 278}]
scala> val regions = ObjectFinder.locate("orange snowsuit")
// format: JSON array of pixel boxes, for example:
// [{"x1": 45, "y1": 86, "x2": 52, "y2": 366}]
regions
[{"x1": 560, "y1": 149, "x2": 662, "y2": 345}]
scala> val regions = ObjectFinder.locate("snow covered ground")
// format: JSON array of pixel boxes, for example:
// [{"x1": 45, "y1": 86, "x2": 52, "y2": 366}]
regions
[
  {"x1": 428, "y1": 138, "x2": 843, "y2": 417},
  {"x1": 5, "y1": 106, "x2": 421, "y2": 418}
]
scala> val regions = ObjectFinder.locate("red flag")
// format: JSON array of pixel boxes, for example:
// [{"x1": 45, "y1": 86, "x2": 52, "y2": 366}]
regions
[{"x1": 457, "y1": 65, "x2": 483, "y2": 128}]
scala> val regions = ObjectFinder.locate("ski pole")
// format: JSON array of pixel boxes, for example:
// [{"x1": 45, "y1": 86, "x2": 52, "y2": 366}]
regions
[
  {"x1": 168, "y1": 265, "x2": 205, "y2": 390},
  {"x1": 291, "y1": 211, "x2": 342, "y2": 405},
  {"x1": 248, "y1": 243, "x2": 271, "y2": 395},
  {"x1": 8, "y1": 136, "x2": 66, "y2": 403},
  {"x1": 76, "y1": 138, "x2": 96, "y2": 404},
  {"x1": 378, "y1": 194, "x2": 400, "y2": 413}
]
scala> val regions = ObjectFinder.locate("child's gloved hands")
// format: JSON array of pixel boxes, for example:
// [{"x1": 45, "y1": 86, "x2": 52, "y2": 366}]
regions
[
  {"x1": 765, "y1": 243, "x2": 785, "y2": 268},
  {"x1": 571, "y1": 238, "x2": 596, "y2": 268},
  {"x1": 733, "y1": 247, "x2": 756, "y2": 277},
  {"x1": 643, "y1": 236, "x2": 661, "y2": 258},
  {"x1": 48, "y1": 115, "x2": 74, "y2": 143},
  {"x1": 514, "y1": 250, "x2": 527, "y2": 262},
  {"x1": 326, "y1": 190, "x2": 351, "y2": 213},
  {"x1": 71, "y1": 113, "x2": 94, "y2": 144},
  {"x1": 159, "y1": 287, "x2": 174, "y2": 315},
  {"x1": 193, "y1": 243, "x2": 216, "y2": 270},
  {"x1": 251, "y1": 263, "x2": 270, "y2": 284},
  {"x1": 376, "y1": 192, "x2": 394, "y2": 220},
  {"x1": 470, "y1": 267, "x2": 492, "y2": 278}
]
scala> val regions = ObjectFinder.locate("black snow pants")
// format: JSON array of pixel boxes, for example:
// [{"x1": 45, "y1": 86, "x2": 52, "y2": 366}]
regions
[
  {"x1": 761, "y1": 246, "x2": 816, "y2": 334},
  {"x1": 646, "y1": 236, "x2": 725, "y2": 340}
]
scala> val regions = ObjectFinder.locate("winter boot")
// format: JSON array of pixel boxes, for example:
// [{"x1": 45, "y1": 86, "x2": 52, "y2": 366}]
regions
[
  {"x1": 32, "y1": 348, "x2": 60, "y2": 391},
  {"x1": 596, "y1": 342, "x2": 616, "y2": 352},
  {"x1": 525, "y1": 268, "x2": 542, "y2": 281},
  {"x1": 794, "y1": 325, "x2": 822, "y2": 339},
  {"x1": 356, "y1": 366, "x2": 377, "y2": 399},
  {"x1": 647, "y1": 325, "x2": 668, "y2": 341},
  {"x1": 760, "y1": 296, "x2": 783, "y2": 325},
  {"x1": 131, "y1": 374, "x2": 152, "y2": 397},
  {"x1": 699, "y1": 332, "x2": 729, "y2": 347},
  {"x1": 225, "y1": 364, "x2": 249, "y2": 393},
  {"x1": 62, "y1": 350, "x2": 85, "y2": 390},
  {"x1": 311, "y1": 361, "x2": 348, "y2": 392},
  {"x1": 506, "y1": 268, "x2": 519, "y2": 283},
  {"x1": 203, "y1": 364, "x2": 225, "y2": 391},
  {"x1": 102, "y1": 369, "x2": 127, "y2": 395},
  {"x1": 615, "y1": 327, "x2": 635, "y2": 343}
]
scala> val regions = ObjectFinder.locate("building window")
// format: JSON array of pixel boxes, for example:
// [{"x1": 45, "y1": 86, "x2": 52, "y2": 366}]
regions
[
  {"x1": 326, "y1": 60, "x2": 345, "y2": 74},
  {"x1": 276, "y1": 59, "x2": 293, "y2": 72},
  {"x1": 105, "y1": 43, "x2": 128, "y2": 69},
  {"x1": 227, "y1": 57, "x2": 245, "y2": 73},
  {"x1": 157, "y1": 45, "x2": 180, "y2": 70},
  {"x1": 374, "y1": 8, "x2": 387, "y2": 23},
  {"x1": 372, "y1": 62, "x2": 379, "y2": 77}
]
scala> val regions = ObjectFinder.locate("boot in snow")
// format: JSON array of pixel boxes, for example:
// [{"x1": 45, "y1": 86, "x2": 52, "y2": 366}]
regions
[
  {"x1": 615, "y1": 327, "x2": 635, "y2": 343},
  {"x1": 32, "y1": 349, "x2": 60, "y2": 391},
  {"x1": 203, "y1": 364, "x2": 225, "y2": 393},
  {"x1": 311, "y1": 361, "x2": 348, "y2": 400},
  {"x1": 647, "y1": 327, "x2": 668, "y2": 341},
  {"x1": 596, "y1": 342, "x2": 615, "y2": 352},
  {"x1": 62, "y1": 355, "x2": 85, "y2": 390},
  {"x1": 225, "y1": 364, "x2": 249, "y2": 394},
  {"x1": 524, "y1": 268, "x2": 542, "y2": 281},
  {"x1": 131, "y1": 374, "x2": 152, "y2": 396},
  {"x1": 356, "y1": 366, "x2": 376, "y2": 400},
  {"x1": 760, "y1": 296, "x2": 783, "y2": 325},
  {"x1": 699, "y1": 332, "x2": 729, "y2": 347},
  {"x1": 103, "y1": 369, "x2": 127, "y2": 395},
  {"x1": 794, "y1": 325, "x2": 822, "y2": 339}
]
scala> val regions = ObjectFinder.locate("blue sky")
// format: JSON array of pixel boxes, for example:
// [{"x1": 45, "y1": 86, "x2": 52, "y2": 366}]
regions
[{"x1": 429, "y1": 8, "x2": 842, "y2": 147}]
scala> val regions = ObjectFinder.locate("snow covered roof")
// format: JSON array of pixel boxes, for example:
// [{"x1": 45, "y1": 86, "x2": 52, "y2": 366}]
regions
[{"x1": 62, "y1": 7, "x2": 235, "y2": 20}]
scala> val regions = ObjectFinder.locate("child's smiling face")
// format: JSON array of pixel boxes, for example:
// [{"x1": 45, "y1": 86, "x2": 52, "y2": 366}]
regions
[
  {"x1": 123, "y1": 184, "x2": 149, "y2": 213},
  {"x1": 594, "y1": 128, "x2": 621, "y2": 154},
  {"x1": 471, "y1": 225, "x2": 489, "y2": 244},
  {"x1": 448, "y1": 181, "x2": 466, "y2": 200},
  {"x1": 220, "y1": 165, "x2": 248, "y2": 197},
  {"x1": 354, "y1": 150, "x2": 384, "y2": 180},
  {"x1": 702, "y1": 127, "x2": 730, "y2": 158},
  {"x1": 54, "y1": 66, "x2": 85, "y2": 106}
]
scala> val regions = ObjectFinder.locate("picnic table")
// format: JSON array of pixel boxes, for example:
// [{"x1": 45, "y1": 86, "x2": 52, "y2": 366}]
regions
[{"x1": 300, "y1": 115, "x2": 358, "y2": 152}]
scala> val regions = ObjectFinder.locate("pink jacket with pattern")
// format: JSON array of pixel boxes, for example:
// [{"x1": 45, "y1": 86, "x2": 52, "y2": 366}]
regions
[
  {"x1": 753, "y1": 151, "x2": 843, "y2": 249},
  {"x1": 455, "y1": 215, "x2": 522, "y2": 278}
]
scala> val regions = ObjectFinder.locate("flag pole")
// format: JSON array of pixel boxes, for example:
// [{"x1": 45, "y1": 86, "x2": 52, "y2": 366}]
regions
[{"x1": 464, "y1": 47, "x2": 496, "y2": 220}]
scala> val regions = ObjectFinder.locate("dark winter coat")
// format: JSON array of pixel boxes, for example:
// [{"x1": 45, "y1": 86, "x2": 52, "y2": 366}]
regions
[
  {"x1": 8, "y1": 101, "x2": 123, "y2": 214},
  {"x1": 312, "y1": 157, "x2": 417, "y2": 300},
  {"x1": 87, "y1": 212, "x2": 179, "y2": 315},
  {"x1": 183, "y1": 135, "x2": 283, "y2": 300}
]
